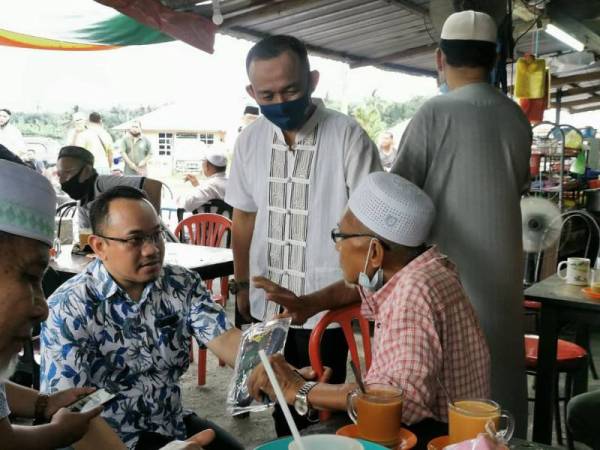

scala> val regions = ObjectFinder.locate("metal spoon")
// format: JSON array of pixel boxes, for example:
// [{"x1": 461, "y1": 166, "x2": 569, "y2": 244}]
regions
[{"x1": 350, "y1": 360, "x2": 366, "y2": 394}]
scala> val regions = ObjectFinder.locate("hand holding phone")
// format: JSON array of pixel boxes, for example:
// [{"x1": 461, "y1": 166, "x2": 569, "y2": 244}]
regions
[{"x1": 69, "y1": 388, "x2": 116, "y2": 413}]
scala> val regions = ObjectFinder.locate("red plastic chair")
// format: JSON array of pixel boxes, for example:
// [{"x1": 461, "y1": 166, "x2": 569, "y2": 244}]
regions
[
  {"x1": 174, "y1": 213, "x2": 232, "y2": 386},
  {"x1": 308, "y1": 304, "x2": 372, "y2": 421},
  {"x1": 524, "y1": 334, "x2": 588, "y2": 448}
]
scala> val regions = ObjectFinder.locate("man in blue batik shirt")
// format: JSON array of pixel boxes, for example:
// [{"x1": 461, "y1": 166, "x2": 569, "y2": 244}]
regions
[{"x1": 40, "y1": 186, "x2": 243, "y2": 450}]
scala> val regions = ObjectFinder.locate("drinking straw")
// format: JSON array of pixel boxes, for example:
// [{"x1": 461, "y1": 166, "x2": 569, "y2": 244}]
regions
[{"x1": 258, "y1": 350, "x2": 306, "y2": 450}]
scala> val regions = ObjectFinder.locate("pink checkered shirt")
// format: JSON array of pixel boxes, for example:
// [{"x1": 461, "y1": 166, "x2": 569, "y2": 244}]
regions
[{"x1": 360, "y1": 246, "x2": 490, "y2": 425}]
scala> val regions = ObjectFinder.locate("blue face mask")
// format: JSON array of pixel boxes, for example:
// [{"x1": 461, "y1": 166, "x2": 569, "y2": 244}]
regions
[
  {"x1": 259, "y1": 92, "x2": 311, "y2": 131},
  {"x1": 439, "y1": 82, "x2": 449, "y2": 95},
  {"x1": 357, "y1": 239, "x2": 384, "y2": 293}
]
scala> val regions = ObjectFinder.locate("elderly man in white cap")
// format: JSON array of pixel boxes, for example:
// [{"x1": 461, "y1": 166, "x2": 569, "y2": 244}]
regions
[
  {"x1": 0, "y1": 157, "x2": 104, "y2": 448},
  {"x1": 177, "y1": 148, "x2": 228, "y2": 213},
  {"x1": 249, "y1": 173, "x2": 490, "y2": 444},
  {"x1": 390, "y1": 10, "x2": 531, "y2": 432}
]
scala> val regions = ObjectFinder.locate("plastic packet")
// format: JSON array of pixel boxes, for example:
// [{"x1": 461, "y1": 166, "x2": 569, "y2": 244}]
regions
[
  {"x1": 444, "y1": 434, "x2": 509, "y2": 450},
  {"x1": 227, "y1": 317, "x2": 292, "y2": 415}
]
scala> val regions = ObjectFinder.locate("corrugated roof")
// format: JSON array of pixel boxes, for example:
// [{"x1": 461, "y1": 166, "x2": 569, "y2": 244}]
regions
[{"x1": 157, "y1": 0, "x2": 600, "y2": 112}]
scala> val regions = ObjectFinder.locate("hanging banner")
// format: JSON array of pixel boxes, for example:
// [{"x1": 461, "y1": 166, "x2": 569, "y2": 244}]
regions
[
  {"x1": 96, "y1": 0, "x2": 217, "y2": 53},
  {"x1": 0, "y1": 0, "x2": 215, "y2": 52}
]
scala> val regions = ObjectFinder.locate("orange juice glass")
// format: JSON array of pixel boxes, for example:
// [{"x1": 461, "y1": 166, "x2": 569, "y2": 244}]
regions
[{"x1": 448, "y1": 399, "x2": 503, "y2": 444}]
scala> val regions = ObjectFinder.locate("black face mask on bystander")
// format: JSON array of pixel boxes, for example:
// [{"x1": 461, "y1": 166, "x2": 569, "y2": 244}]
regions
[{"x1": 60, "y1": 167, "x2": 94, "y2": 200}]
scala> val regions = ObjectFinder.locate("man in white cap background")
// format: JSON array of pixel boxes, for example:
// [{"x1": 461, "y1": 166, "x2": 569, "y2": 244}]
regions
[
  {"x1": 0, "y1": 156, "x2": 105, "y2": 448},
  {"x1": 66, "y1": 112, "x2": 111, "y2": 175},
  {"x1": 0, "y1": 108, "x2": 26, "y2": 156},
  {"x1": 177, "y1": 148, "x2": 228, "y2": 213},
  {"x1": 249, "y1": 173, "x2": 490, "y2": 444},
  {"x1": 391, "y1": 10, "x2": 532, "y2": 432},
  {"x1": 119, "y1": 121, "x2": 153, "y2": 176}
]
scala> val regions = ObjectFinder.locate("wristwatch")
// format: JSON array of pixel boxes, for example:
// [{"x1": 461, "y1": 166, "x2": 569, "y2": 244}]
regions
[
  {"x1": 293, "y1": 381, "x2": 318, "y2": 416},
  {"x1": 228, "y1": 279, "x2": 250, "y2": 295}
]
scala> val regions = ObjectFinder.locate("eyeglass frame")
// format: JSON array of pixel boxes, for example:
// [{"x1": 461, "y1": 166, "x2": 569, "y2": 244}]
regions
[
  {"x1": 95, "y1": 226, "x2": 166, "y2": 249},
  {"x1": 330, "y1": 227, "x2": 390, "y2": 250}
]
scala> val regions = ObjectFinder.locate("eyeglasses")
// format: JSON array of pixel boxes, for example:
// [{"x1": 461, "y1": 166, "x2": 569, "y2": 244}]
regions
[
  {"x1": 330, "y1": 228, "x2": 390, "y2": 250},
  {"x1": 96, "y1": 227, "x2": 166, "y2": 249}
]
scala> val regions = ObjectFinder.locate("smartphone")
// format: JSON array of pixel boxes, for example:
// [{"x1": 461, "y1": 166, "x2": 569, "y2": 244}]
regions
[{"x1": 69, "y1": 388, "x2": 116, "y2": 413}]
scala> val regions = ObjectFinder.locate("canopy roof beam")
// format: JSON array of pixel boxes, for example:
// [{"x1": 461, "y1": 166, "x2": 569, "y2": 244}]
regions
[
  {"x1": 387, "y1": 0, "x2": 429, "y2": 18},
  {"x1": 350, "y1": 42, "x2": 437, "y2": 68}
]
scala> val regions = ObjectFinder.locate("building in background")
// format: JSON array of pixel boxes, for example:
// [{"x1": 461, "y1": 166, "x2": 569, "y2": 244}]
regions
[{"x1": 113, "y1": 102, "x2": 230, "y2": 175}]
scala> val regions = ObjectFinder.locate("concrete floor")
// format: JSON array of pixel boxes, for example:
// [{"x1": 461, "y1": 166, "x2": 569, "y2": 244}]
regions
[{"x1": 181, "y1": 297, "x2": 279, "y2": 449}]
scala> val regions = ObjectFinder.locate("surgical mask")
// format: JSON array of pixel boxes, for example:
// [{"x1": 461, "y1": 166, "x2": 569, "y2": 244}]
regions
[
  {"x1": 259, "y1": 91, "x2": 311, "y2": 131},
  {"x1": 358, "y1": 239, "x2": 384, "y2": 292},
  {"x1": 60, "y1": 166, "x2": 91, "y2": 200}
]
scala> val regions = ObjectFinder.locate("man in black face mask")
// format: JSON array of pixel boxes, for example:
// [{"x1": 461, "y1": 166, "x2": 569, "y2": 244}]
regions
[
  {"x1": 56, "y1": 146, "x2": 163, "y2": 232},
  {"x1": 225, "y1": 35, "x2": 382, "y2": 436}
]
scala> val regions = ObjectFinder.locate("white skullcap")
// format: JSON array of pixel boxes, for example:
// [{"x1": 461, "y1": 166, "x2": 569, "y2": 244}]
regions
[
  {"x1": 348, "y1": 172, "x2": 435, "y2": 247},
  {"x1": 202, "y1": 148, "x2": 227, "y2": 167},
  {"x1": 0, "y1": 160, "x2": 56, "y2": 246},
  {"x1": 72, "y1": 112, "x2": 86, "y2": 122},
  {"x1": 441, "y1": 10, "x2": 497, "y2": 43}
]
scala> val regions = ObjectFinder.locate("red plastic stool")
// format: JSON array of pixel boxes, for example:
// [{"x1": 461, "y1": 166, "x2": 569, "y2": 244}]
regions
[{"x1": 525, "y1": 334, "x2": 588, "y2": 448}]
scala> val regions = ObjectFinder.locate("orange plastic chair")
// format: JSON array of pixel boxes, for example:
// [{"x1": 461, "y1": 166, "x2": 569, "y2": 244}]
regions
[
  {"x1": 308, "y1": 304, "x2": 372, "y2": 421},
  {"x1": 174, "y1": 213, "x2": 232, "y2": 386}
]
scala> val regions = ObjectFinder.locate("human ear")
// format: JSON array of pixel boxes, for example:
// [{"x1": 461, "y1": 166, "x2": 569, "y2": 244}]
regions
[{"x1": 89, "y1": 235, "x2": 107, "y2": 260}]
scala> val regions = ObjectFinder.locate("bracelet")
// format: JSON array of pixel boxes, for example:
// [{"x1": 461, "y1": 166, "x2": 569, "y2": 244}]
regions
[{"x1": 34, "y1": 393, "x2": 50, "y2": 422}]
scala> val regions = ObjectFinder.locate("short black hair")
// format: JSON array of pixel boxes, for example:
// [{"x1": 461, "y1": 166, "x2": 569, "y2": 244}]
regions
[
  {"x1": 90, "y1": 185, "x2": 148, "y2": 234},
  {"x1": 246, "y1": 35, "x2": 310, "y2": 75},
  {"x1": 440, "y1": 39, "x2": 497, "y2": 71},
  {"x1": 0, "y1": 108, "x2": 11, "y2": 116},
  {"x1": 89, "y1": 112, "x2": 102, "y2": 123}
]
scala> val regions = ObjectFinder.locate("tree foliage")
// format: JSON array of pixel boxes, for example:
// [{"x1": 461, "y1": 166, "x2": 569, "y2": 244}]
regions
[
  {"x1": 325, "y1": 95, "x2": 429, "y2": 141},
  {"x1": 10, "y1": 105, "x2": 157, "y2": 141}
]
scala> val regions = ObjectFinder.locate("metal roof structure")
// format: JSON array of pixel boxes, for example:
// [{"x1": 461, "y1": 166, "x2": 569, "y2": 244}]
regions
[{"x1": 158, "y1": 0, "x2": 600, "y2": 113}]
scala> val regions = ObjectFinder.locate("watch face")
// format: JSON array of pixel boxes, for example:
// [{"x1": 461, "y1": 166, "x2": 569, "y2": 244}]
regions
[{"x1": 294, "y1": 396, "x2": 308, "y2": 416}]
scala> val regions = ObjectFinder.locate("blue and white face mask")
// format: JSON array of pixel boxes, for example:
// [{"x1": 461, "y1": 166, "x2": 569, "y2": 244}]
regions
[{"x1": 357, "y1": 238, "x2": 384, "y2": 293}]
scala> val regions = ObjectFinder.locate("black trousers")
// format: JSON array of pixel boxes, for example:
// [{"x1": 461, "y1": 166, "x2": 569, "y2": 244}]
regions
[
  {"x1": 273, "y1": 327, "x2": 349, "y2": 437},
  {"x1": 134, "y1": 412, "x2": 244, "y2": 450}
]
